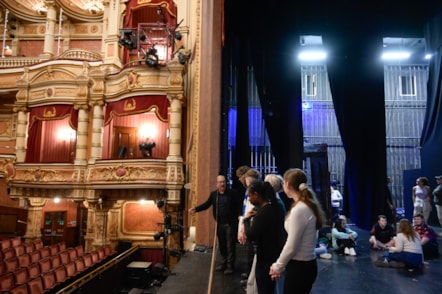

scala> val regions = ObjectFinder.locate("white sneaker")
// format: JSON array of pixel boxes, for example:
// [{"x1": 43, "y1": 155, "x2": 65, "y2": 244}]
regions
[
  {"x1": 319, "y1": 253, "x2": 332, "y2": 259},
  {"x1": 344, "y1": 247, "x2": 350, "y2": 255},
  {"x1": 349, "y1": 248, "x2": 357, "y2": 256}
]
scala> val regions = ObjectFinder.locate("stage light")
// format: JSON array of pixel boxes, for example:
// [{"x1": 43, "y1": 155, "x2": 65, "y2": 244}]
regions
[
  {"x1": 145, "y1": 48, "x2": 159, "y2": 68},
  {"x1": 139, "y1": 141, "x2": 156, "y2": 157},
  {"x1": 154, "y1": 232, "x2": 165, "y2": 241},
  {"x1": 156, "y1": 199, "x2": 165, "y2": 209},
  {"x1": 174, "y1": 31, "x2": 182, "y2": 41}
]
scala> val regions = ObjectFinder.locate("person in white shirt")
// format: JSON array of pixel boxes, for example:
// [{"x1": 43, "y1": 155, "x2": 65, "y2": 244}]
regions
[{"x1": 269, "y1": 168, "x2": 326, "y2": 294}]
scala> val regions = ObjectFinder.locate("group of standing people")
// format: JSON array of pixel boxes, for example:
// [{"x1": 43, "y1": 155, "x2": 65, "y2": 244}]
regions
[
  {"x1": 189, "y1": 171, "x2": 442, "y2": 292},
  {"x1": 189, "y1": 167, "x2": 326, "y2": 294}
]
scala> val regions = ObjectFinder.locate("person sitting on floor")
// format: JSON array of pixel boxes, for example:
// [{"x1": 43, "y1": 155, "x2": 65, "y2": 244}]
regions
[
  {"x1": 375, "y1": 218, "x2": 423, "y2": 269},
  {"x1": 413, "y1": 213, "x2": 439, "y2": 259},
  {"x1": 331, "y1": 215, "x2": 358, "y2": 256},
  {"x1": 369, "y1": 214, "x2": 396, "y2": 250}
]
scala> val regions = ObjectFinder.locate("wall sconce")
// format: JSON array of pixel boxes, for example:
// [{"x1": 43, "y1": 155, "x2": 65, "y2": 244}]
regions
[{"x1": 139, "y1": 141, "x2": 156, "y2": 157}]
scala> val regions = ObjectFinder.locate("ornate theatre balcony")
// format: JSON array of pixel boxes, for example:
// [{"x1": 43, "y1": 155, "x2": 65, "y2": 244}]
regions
[{"x1": 7, "y1": 158, "x2": 183, "y2": 200}]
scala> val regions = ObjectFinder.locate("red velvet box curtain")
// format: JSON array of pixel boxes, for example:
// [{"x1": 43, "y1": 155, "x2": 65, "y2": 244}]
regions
[
  {"x1": 25, "y1": 105, "x2": 78, "y2": 163},
  {"x1": 104, "y1": 95, "x2": 169, "y2": 125}
]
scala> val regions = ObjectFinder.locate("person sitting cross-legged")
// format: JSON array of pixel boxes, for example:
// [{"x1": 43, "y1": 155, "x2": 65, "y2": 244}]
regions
[
  {"x1": 369, "y1": 215, "x2": 396, "y2": 250},
  {"x1": 375, "y1": 218, "x2": 423, "y2": 269}
]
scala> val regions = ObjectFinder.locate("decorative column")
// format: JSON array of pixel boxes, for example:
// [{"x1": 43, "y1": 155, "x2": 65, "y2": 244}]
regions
[
  {"x1": 167, "y1": 95, "x2": 184, "y2": 161},
  {"x1": 89, "y1": 101, "x2": 105, "y2": 163},
  {"x1": 102, "y1": 0, "x2": 125, "y2": 66},
  {"x1": 40, "y1": 0, "x2": 57, "y2": 59},
  {"x1": 23, "y1": 198, "x2": 47, "y2": 242},
  {"x1": 13, "y1": 107, "x2": 28, "y2": 162},
  {"x1": 74, "y1": 104, "x2": 89, "y2": 165}
]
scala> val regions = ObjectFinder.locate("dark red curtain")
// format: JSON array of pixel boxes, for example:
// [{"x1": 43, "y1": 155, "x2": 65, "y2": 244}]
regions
[
  {"x1": 104, "y1": 95, "x2": 169, "y2": 125},
  {"x1": 25, "y1": 105, "x2": 78, "y2": 163}
]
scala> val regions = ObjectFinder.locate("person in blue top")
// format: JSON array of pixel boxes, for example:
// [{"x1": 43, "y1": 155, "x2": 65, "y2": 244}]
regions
[{"x1": 331, "y1": 215, "x2": 358, "y2": 256}]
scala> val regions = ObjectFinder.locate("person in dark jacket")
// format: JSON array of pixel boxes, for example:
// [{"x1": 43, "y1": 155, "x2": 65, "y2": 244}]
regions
[
  {"x1": 188, "y1": 174, "x2": 242, "y2": 275},
  {"x1": 243, "y1": 180, "x2": 286, "y2": 294}
]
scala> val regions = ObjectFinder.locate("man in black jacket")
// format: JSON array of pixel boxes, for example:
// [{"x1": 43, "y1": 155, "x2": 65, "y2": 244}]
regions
[{"x1": 189, "y1": 175, "x2": 242, "y2": 274}]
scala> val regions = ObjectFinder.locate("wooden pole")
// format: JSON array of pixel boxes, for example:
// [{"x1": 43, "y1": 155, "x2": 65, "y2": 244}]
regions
[{"x1": 207, "y1": 221, "x2": 218, "y2": 294}]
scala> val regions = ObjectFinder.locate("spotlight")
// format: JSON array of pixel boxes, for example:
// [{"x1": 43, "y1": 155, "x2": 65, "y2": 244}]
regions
[
  {"x1": 174, "y1": 31, "x2": 182, "y2": 41},
  {"x1": 154, "y1": 232, "x2": 165, "y2": 241},
  {"x1": 139, "y1": 141, "x2": 156, "y2": 157},
  {"x1": 9, "y1": 34, "x2": 15, "y2": 39},
  {"x1": 178, "y1": 52, "x2": 187, "y2": 65},
  {"x1": 145, "y1": 48, "x2": 159, "y2": 68},
  {"x1": 10, "y1": 25, "x2": 17, "y2": 30},
  {"x1": 119, "y1": 30, "x2": 137, "y2": 50},
  {"x1": 140, "y1": 34, "x2": 147, "y2": 42},
  {"x1": 156, "y1": 199, "x2": 165, "y2": 209}
]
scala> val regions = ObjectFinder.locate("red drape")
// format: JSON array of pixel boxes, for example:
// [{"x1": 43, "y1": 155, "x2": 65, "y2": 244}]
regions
[
  {"x1": 104, "y1": 95, "x2": 169, "y2": 125},
  {"x1": 26, "y1": 105, "x2": 78, "y2": 163}
]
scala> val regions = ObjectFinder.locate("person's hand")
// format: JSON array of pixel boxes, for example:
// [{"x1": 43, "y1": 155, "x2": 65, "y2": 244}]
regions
[
  {"x1": 188, "y1": 207, "x2": 196, "y2": 214},
  {"x1": 238, "y1": 224, "x2": 247, "y2": 245},
  {"x1": 245, "y1": 209, "x2": 257, "y2": 219},
  {"x1": 348, "y1": 233, "x2": 355, "y2": 241},
  {"x1": 269, "y1": 265, "x2": 281, "y2": 281}
]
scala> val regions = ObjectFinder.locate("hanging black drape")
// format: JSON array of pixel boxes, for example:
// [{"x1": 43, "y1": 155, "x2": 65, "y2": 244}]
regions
[
  {"x1": 224, "y1": 1, "x2": 304, "y2": 176},
  {"x1": 223, "y1": 1, "x2": 442, "y2": 229},
  {"x1": 420, "y1": 12, "x2": 442, "y2": 183}
]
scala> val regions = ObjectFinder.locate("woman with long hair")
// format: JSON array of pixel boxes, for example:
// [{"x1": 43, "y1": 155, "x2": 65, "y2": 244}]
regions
[
  {"x1": 375, "y1": 218, "x2": 423, "y2": 269},
  {"x1": 269, "y1": 168, "x2": 326, "y2": 294}
]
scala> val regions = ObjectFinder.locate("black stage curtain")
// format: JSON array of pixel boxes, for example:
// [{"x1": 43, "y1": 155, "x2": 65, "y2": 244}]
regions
[
  {"x1": 420, "y1": 12, "x2": 442, "y2": 184},
  {"x1": 224, "y1": 1, "x2": 442, "y2": 229}
]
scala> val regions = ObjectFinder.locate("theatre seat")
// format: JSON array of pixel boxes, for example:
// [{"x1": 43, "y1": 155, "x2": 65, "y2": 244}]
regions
[
  {"x1": 54, "y1": 266, "x2": 67, "y2": 284},
  {"x1": 74, "y1": 257, "x2": 85, "y2": 273},
  {"x1": 59, "y1": 250, "x2": 70, "y2": 264},
  {"x1": 13, "y1": 267, "x2": 30, "y2": 285},
  {"x1": 99, "y1": 247, "x2": 106, "y2": 259},
  {"x1": 38, "y1": 258, "x2": 51, "y2": 273},
  {"x1": 39, "y1": 247, "x2": 50, "y2": 259},
  {"x1": 24, "y1": 243, "x2": 34, "y2": 254},
  {"x1": 33, "y1": 240, "x2": 43, "y2": 250},
  {"x1": 49, "y1": 244, "x2": 59, "y2": 256},
  {"x1": 18, "y1": 253, "x2": 31, "y2": 268},
  {"x1": 90, "y1": 251, "x2": 99, "y2": 264},
  {"x1": 0, "y1": 261, "x2": 7, "y2": 275},
  {"x1": 5, "y1": 257, "x2": 20, "y2": 272},
  {"x1": 58, "y1": 241, "x2": 66, "y2": 251},
  {"x1": 83, "y1": 253, "x2": 93, "y2": 268},
  {"x1": 42, "y1": 271, "x2": 56, "y2": 291},
  {"x1": 27, "y1": 276, "x2": 44, "y2": 294},
  {"x1": 104, "y1": 245, "x2": 114, "y2": 256},
  {"x1": 29, "y1": 250, "x2": 41, "y2": 264},
  {"x1": 3, "y1": 247, "x2": 17, "y2": 259},
  {"x1": 14, "y1": 245, "x2": 26, "y2": 256},
  {"x1": 0, "y1": 239, "x2": 11, "y2": 250},
  {"x1": 27, "y1": 263, "x2": 41, "y2": 279},
  {"x1": 75, "y1": 245, "x2": 84, "y2": 257},
  {"x1": 0, "y1": 272, "x2": 14, "y2": 292},
  {"x1": 68, "y1": 248, "x2": 77, "y2": 261},
  {"x1": 65, "y1": 261, "x2": 78, "y2": 277},
  {"x1": 50, "y1": 254, "x2": 61, "y2": 269},
  {"x1": 11, "y1": 237, "x2": 22, "y2": 247},
  {"x1": 9, "y1": 283, "x2": 28, "y2": 294}
]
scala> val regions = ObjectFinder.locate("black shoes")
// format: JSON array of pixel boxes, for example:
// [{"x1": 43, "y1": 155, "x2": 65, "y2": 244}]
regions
[
  {"x1": 224, "y1": 266, "x2": 233, "y2": 275},
  {"x1": 215, "y1": 264, "x2": 226, "y2": 272}
]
